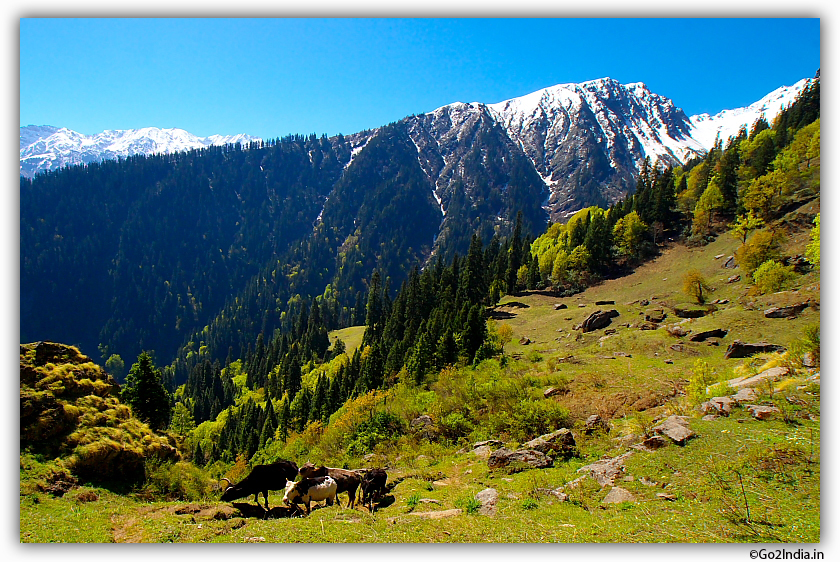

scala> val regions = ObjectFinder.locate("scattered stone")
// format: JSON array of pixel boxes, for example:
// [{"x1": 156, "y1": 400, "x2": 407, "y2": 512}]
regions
[
  {"x1": 584, "y1": 414, "x2": 609, "y2": 434},
  {"x1": 727, "y1": 366, "x2": 790, "y2": 390},
  {"x1": 724, "y1": 340, "x2": 786, "y2": 359},
  {"x1": 577, "y1": 451, "x2": 634, "y2": 487},
  {"x1": 731, "y1": 388, "x2": 758, "y2": 403},
  {"x1": 475, "y1": 488, "x2": 498, "y2": 516},
  {"x1": 701, "y1": 414, "x2": 719, "y2": 421},
  {"x1": 714, "y1": 253, "x2": 726, "y2": 260},
  {"x1": 709, "y1": 396, "x2": 734, "y2": 416},
  {"x1": 551, "y1": 489, "x2": 569, "y2": 502},
  {"x1": 554, "y1": 303, "x2": 568, "y2": 310},
  {"x1": 602, "y1": 486, "x2": 635, "y2": 504},
  {"x1": 666, "y1": 325, "x2": 690, "y2": 337},
  {"x1": 580, "y1": 309, "x2": 620, "y2": 332},
  {"x1": 689, "y1": 329, "x2": 728, "y2": 342},
  {"x1": 657, "y1": 493, "x2": 677, "y2": 501},
  {"x1": 652, "y1": 415, "x2": 695, "y2": 445},
  {"x1": 543, "y1": 386, "x2": 565, "y2": 398},
  {"x1": 709, "y1": 299, "x2": 730, "y2": 305},
  {"x1": 616, "y1": 433, "x2": 641, "y2": 447},
  {"x1": 723, "y1": 256, "x2": 736, "y2": 268},
  {"x1": 764, "y1": 302, "x2": 809, "y2": 319},
  {"x1": 673, "y1": 305, "x2": 711, "y2": 319},
  {"x1": 487, "y1": 448, "x2": 554, "y2": 471},
  {"x1": 604, "y1": 328, "x2": 616, "y2": 335},
  {"x1": 578, "y1": 303, "x2": 587, "y2": 308},
  {"x1": 595, "y1": 300, "x2": 615, "y2": 305},
  {"x1": 632, "y1": 435, "x2": 667, "y2": 452},
  {"x1": 645, "y1": 308, "x2": 666, "y2": 323},
  {"x1": 803, "y1": 352, "x2": 818, "y2": 368},
  {"x1": 622, "y1": 475, "x2": 635, "y2": 482},
  {"x1": 473, "y1": 445, "x2": 493, "y2": 458},
  {"x1": 639, "y1": 299, "x2": 650, "y2": 306},
  {"x1": 669, "y1": 344, "x2": 687, "y2": 352},
  {"x1": 411, "y1": 414, "x2": 433, "y2": 429},
  {"x1": 746, "y1": 405, "x2": 781, "y2": 420},
  {"x1": 419, "y1": 498, "x2": 442, "y2": 505},
  {"x1": 613, "y1": 351, "x2": 632, "y2": 358},
  {"x1": 522, "y1": 428, "x2": 578, "y2": 459},
  {"x1": 727, "y1": 274, "x2": 741, "y2": 283},
  {"x1": 638, "y1": 321, "x2": 658, "y2": 330},
  {"x1": 663, "y1": 359, "x2": 674, "y2": 364},
  {"x1": 639, "y1": 477, "x2": 658, "y2": 487},
  {"x1": 519, "y1": 336, "x2": 531, "y2": 345}
]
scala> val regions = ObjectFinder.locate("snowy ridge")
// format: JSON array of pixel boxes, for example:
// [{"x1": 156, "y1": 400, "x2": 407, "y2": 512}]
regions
[
  {"x1": 688, "y1": 78, "x2": 811, "y2": 148},
  {"x1": 19, "y1": 125, "x2": 261, "y2": 178}
]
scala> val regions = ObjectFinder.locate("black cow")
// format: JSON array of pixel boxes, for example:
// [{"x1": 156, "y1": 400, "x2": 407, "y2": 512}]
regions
[
  {"x1": 359, "y1": 468, "x2": 387, "y2": 512},
  {"x1": 220, "y1": 459, "x2": 299, "y2": 510}
]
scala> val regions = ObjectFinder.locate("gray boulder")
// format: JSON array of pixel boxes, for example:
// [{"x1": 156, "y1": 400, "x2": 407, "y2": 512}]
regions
[
  {"x1": 764, "y1": 303, "x2": 809, "y2": 319},
  {"x1": 474, "y1": 488, "x2": 498, "y2": 516},
  {"x1": 724, "y1": 340, "x2": 786, "y2": 359},
  {"x1": 747, "y1": 405, "x2": 781, "y2": 420},
  {"x1": 487, "y1": 448, "x2": 554, "y2": 471},
  {"x1": 580, "y1": 309, "x2": 620, "y2": 332},
  {"x1": 602, "y1": 486, "x2": 635, "y2": 504},
  {"x1": 521, "y1": 428, "x2": 577, "y2": 459},
  {"x1": 652, "y1": 415, "x2": 696, "y2": 445},
  {"x1": 577, "y1": 451, "x2": 634, "y2": 487},
  {"x1": 689, "y1": 329, "x2": 728, "y2": 342},
  {"x1": 645, "y1": 309, "x2": 666, "y2": 323}
]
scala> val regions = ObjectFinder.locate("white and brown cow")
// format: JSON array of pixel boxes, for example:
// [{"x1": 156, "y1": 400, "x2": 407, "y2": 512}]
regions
[
  {"x1": 299, "y1": 462, "x2": 361, "y2": 508},
  {"x1": 283, "y1": 475, "x2": 338, "y2": 515}
]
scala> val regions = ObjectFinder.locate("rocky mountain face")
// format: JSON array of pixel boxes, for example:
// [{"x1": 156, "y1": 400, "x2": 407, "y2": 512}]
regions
[{"x1": 21, "y1": 77, "x2": 809, "y2": 221}]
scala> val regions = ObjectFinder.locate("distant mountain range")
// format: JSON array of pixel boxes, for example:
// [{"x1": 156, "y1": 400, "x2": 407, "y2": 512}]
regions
[
  {"x1": 19, "y1": 126, "x2": 260, "y2": 178},
  {"x1": 20, "y1": 76, "x2": 809, "y2": 221}
]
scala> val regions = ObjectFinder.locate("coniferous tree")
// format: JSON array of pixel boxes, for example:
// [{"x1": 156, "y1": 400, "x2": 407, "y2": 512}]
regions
[{"x1": 121, "y1": 351, "x2": 172, "y2": 431}]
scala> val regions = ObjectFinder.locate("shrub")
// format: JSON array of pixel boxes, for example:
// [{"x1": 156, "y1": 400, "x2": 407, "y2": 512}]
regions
[
  {"x1": 735, "y1": 229, "x2": 780, "y2": 274},
  {"x1": 346, "y1": 411, "x2": 404, "y2": 456},
  {"x1": 752, "y1": 260, "x2": 797, "y2": 294},
  {"x1": 682, "y1": 269, "x2": 710, "y2": 304},
  {"x1": 438, "y1": 412, "x2": 474, "y2": 441},
  {"x1": 686, "y1": 359, "x2": 719, "y2": 405},
  {"x1": 143, "y1": 460, "x2": 215, "y2": 501},
  {"x1": 805, "y1": 214, "x2": 820, "y2": 268},
  {"x1": 521, "y1": 498, "x2": 539, "y2": 510}
]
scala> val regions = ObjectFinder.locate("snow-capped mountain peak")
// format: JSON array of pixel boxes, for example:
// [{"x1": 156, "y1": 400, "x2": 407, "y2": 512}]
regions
[
  {"x1": 688, "y1": 78, "x2": 811, "y2": 149},
  {"x1": 19, "y1": 125, "x2": 262, "y2": 178}
]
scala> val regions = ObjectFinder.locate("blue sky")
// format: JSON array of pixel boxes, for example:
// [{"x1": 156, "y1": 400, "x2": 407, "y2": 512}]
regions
[{"x1": 20, "y1": 18, "x2": 821, "y2": 139}]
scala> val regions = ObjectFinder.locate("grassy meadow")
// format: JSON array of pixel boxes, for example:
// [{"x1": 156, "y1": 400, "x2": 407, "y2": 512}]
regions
[{"x1": 20, "y1": 214, "x2": 820, "y2": 543}]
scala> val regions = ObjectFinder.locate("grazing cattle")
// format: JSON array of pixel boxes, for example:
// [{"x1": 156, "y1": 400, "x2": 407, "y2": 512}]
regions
[
  {"x1": 283, "y1": 475, "x2": 338, "y2": 515},
  {"x1": 359, "y1": 468, "x2": 387, "y2": 512},
  {"x1": 220, "y1": 459, "x2": 299, "y2": 510},
  {"x1": 299, "y1": 462, "x2": 361, "y2": 508}
]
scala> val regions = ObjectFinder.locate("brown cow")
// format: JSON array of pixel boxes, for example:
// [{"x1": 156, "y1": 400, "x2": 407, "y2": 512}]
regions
[{"x1": 299, "y1": 462, "x2": 361, "y2": 508}]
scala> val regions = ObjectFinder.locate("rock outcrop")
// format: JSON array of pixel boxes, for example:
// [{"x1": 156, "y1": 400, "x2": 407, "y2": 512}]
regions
[
  {"x1": 724, "y1": 340, "x2": 786, "y2": 359},
  {"x1": 578, "y1": 309, "x2": 620, "y2": 332}
]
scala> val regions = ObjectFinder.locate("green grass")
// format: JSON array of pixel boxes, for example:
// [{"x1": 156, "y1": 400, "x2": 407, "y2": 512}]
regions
[
  {"x1": 329, "y1": 325, "x2": 366, "y2": 355},
  {"x1": 21, "y1": 225, "x2": 820, "y2": 543}
]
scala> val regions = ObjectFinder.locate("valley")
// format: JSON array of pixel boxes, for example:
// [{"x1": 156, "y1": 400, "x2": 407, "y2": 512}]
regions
[{"x1": 20, "y1": 222, "x2": 820, "y2": 542}]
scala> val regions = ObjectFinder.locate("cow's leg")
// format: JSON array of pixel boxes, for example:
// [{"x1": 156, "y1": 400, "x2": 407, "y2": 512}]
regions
[
  {"x1": 263, "y1": 489, "x2": 270, "y2": 510},
  {"x1": 304, "y1": 500, "x2": 310, "y2": 515}
]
